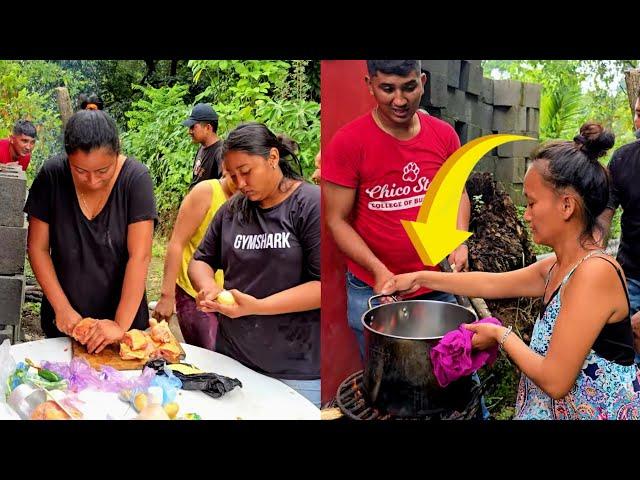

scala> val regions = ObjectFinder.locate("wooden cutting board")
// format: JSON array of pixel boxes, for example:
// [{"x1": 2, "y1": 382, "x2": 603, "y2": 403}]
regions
[
  {"x1": 72, "y1": 340, "x2": 147, "y2": 370},
  {"x1": 71, "y1": 336, "x2": 186, "y2": 371}
]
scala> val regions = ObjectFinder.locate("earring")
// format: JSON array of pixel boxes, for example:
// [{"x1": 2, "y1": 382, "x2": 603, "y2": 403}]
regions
[{"x1": 272, "y1": 164, "x2": 276, "y2": 169}]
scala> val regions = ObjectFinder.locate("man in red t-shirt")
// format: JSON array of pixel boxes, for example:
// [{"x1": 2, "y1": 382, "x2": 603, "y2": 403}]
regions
[
  {"x1": 0, "y1": 120, "x2": 37, "y2": 171},
  {"x1": 323, "y1": 60, "x2": 471, "y2": 356}
]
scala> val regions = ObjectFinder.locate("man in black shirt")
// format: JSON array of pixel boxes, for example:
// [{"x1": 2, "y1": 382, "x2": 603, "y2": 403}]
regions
[
  {"x1": 182, "y1": 103, "x2": 223, "y2": 188},
  {"x1": 600, "y1": 92, "x2": 640, "y2": 354}
]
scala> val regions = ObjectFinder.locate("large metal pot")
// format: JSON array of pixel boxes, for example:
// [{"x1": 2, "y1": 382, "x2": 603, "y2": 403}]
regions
[{"x1": 361, "y1": 294, "x2": 477, "y2": 417}]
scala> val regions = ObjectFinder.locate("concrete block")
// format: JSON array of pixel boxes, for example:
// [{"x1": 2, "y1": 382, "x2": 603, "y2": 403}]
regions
[
  {"x1": 523, "y1": 82, "x2": 542, "y2": 108},
  {"x1": 462, "y1": 92, "x2": 477, "y2": 123},
  {"x1": 493, "y1": 79, "x2": 523, "y2": 107},
  {"x1": 472, "y1": 102, "x2": 494, "y2": 130},
  {"x1": 422, "y1": 72, "x2": 448, "y2": 108},
  {"x1": 0, "y1": 274, "x2": 24, "y2": 326},
  {"x1": 492, "y1": 106, "x2": 527, "y2": 132},
  {"x1": 440, "y1": 116, "x2": 456, "y2": 129},
  {"x1": 0, "y1": 325, "x2": 13, "y2": 343},
  {"x1": 0, "y1": 225, "x2": 26, "y2": 275},
  {"x1": 0, "y1": 167, "x2": 27, "y2": 228},
  {"x1": 495, "y1": 157, "x2": 526, "y2": 183},
  {"x1": 447, "y1": 87, "x2": 466, "y2": 120},
  {"x1": 458, "y1": 123, "x2": 482, "y2": 145},
  {"x1": 474, "y1": 155, "x2": 497, "y2": 175},
  {"x1": 422, "y1": 106, "x2": 442, "y2": 118},
  {"x1": 480, "y1": 78, "x2": 494, "y2": 104},
  {"x1": 463, "y1": 60, "x2": 482, "y2": 68},
  {"x1": 526, "y1": 108, "x2": 540, "y2": 133},
  {"x1": 496, "y1": 139, "x2": 539, "y2": 158},
  {"x1": 460, "y1": 61, "x2": 483, "y2": 96},
  {"x1": 447, "y1": 60, "x2": 461, "y2": 88},
  {"x1": 500, "y1": 181, "x2": 526, "y2": 206},
  {"x1": 421, "y1": 60, "x2": 449, "y2": 76}
]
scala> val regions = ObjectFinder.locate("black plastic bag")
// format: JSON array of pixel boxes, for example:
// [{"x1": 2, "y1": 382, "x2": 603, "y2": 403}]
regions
[{"x1": 144, "y1": 359, "x2": 242, "y2": 399}]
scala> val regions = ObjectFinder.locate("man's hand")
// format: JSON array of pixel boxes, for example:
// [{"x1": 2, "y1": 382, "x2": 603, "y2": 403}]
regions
[
  {"x1": 153, "y1": 294, "x2": 175, "y2": 322},
  {"x1": 447, "y1": 244, "x2": 469, "y2": 272},
  {"x1": 84, "y1": 320, "x2": 125, "y2": 354},
  {"x1": 372, "y1": 266, "x2": 395, "y2": 295}
]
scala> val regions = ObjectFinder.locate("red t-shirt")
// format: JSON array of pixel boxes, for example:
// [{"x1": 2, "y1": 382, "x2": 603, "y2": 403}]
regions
[
  {"x1": 323, "y1": 111, "x2": 461, "y2": 295},
  {"x1": 0, "y1": 138, "x2": 31, "y2": 171}
]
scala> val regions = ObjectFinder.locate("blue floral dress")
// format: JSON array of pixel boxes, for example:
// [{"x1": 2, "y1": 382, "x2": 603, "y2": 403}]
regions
[{"x1": 514, "y1": 252, "x2": 640, "y2": 420}]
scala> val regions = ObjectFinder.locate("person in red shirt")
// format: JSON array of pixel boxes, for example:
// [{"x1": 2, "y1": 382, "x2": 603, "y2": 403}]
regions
[
  {"x1": 0, "y1": 120, "x2": 37, "y2": 171},
  {"x1": 323, "y1": 60, "x2": 471, "y2": 357}
]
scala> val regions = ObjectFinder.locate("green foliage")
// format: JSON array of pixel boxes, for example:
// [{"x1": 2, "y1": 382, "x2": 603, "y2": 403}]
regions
[
  {"x1": 540, "y1": 83, "x2": 586, "y2": 140},
  {"x1": 188, "y1": 60, "x2": 320, "y2": 177},
  {"x1": 3, "y1": 60, "x2": 320, "y2": 220},
  {"x1": 479, "y1": 356, "x2": 520, "y2": 420},
  {"x1": 0, "y1": 61, "x2": 70, "y2": 184},
  {"x1": 121, "y1": 84, "x2": 195, "y2": 217},
  {"x1": 482, "y1": 60, "x2": 640, "y2": 151}
]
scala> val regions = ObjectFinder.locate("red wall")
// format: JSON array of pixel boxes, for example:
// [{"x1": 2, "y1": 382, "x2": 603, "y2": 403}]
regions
[{"x1": 321, "y1": 60, "x2": 376, "y2": 404}]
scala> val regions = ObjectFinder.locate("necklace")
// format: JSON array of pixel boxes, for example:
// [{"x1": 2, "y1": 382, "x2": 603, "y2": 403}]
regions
[{"x1": 79, "y1": 189, "x2": 110, "y2": 220}]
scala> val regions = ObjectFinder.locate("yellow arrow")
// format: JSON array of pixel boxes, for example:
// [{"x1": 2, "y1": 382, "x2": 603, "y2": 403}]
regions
[{"x1": 401, "y1": 134, "x2": 535, "y2": 266}]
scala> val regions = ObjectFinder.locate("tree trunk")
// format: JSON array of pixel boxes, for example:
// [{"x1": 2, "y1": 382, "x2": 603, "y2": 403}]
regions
[
  {"x1": 142, "y1": 59, "x2": 157, "y2": 85},
  {"x1": 55, "y1": 87, "x2": 73, "y2": 129},
  {"x1": 624, "y1": 68, "x2": 640, "y2": 125}
]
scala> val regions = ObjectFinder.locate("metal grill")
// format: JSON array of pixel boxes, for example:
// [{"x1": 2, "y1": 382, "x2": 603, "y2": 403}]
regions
[{"x1": 335, "y1": 370, "x2": 489, "y2": 420}]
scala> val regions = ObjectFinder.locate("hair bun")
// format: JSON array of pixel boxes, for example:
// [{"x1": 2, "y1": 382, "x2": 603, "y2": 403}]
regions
[{"x1": 575, "y1": 122, "x2": 615, "y2": 160}]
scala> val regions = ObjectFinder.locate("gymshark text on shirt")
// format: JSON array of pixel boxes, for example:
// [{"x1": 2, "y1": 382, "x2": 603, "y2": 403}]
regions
[{"x1": 233, "y1": 232, "x2": 291, "y2": 250}]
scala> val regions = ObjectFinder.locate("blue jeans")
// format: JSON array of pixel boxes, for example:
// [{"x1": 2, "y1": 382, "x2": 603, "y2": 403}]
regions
[
  {"x1": 279, "y1": 378, "x2": 321, "y2": 409},
  {"x1": 345, "y1": 270, "x2": 490, "y2": 419},
  {"x1": 627, "y1": 277, "x2": 640, "y2": 364}
]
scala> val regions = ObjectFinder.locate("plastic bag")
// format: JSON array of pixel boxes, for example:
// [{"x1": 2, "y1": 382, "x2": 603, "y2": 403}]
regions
[
  {"x1": 144, "y1": 358, "x2": 242, "y2": 399},
  {"x1": 0, "y1": 339, "x2": 16, "y2": 401},
  {"x1": 41, "y1": 357, "x2": 156, "y2": 393},
  {"x1": 150, "y1": 368, "x2": 182, "y2": 404}
]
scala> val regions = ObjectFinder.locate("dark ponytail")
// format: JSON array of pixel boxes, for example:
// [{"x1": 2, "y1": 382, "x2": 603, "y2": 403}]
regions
[
  {"x1": 531, "y1": 122, "x2": 614, "y2": 246},
  {"x1": 223, "y1": 122, "x2": 304, "y2": 223}
]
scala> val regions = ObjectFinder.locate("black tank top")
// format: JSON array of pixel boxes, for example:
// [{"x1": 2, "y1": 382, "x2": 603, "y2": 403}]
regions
[{"x1": 540, "y1": 255, "x2": 635, "y2": 366}]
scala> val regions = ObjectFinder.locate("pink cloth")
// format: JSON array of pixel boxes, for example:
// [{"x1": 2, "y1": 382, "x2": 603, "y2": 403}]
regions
[{"x1": 430, "y1": 317, "x2": 502, "y2": 387}]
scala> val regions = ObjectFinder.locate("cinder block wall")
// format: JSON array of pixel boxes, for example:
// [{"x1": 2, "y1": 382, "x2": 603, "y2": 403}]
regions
[
  {"x1": 420, "y1": 60, "x2": 541, "y2": 205},
  {"x1": 0, "y1": 165, "x2": 27, "y2": 343}
]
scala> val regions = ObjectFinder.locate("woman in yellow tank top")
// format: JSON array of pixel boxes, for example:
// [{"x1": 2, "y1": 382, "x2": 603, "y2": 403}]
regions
[{"x1": 152, "y1": 171, "x2": 236, "y2": 349}]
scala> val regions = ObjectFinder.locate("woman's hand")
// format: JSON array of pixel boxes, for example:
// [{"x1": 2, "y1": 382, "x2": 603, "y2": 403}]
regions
[
  {"x1": 55, "y1": 307, "x2": 83, "y2": 336},
  {"x1": 380, "y1": 272, "x2": 424, "y2": 297},
  {"x1": 203, "y1": 289, "x2": 261, "y2": 319},
  {"x1": 153, "y1": 294, "x2": 175, "y2": 322},
  {"x1": 196, "y1": 287, "x2": 222, "y2": 313},
  {"x1": 83, "y1": 320, "x2": 125, "y2": 354},
  {"x1": 463, "y1": 322, "x2": 502, "y2": 351}
]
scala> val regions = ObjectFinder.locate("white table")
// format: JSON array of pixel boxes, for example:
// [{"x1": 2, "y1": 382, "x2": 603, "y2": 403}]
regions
[{"x1": 9, "y1": 338, "x2": 319, "y2": 420}]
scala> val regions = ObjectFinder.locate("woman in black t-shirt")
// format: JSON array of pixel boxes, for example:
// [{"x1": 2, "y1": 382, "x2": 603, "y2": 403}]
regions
[
  {"x1": 188, "y1": 122, "x2": 320, "y2": 406},
  {"x1": 25, "y1": 110, "x2": 157, "y2": 354}
]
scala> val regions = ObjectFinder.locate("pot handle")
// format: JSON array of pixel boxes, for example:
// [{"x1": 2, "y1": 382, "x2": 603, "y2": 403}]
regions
[{"x1": 367, "y1": 293, "x2": 399, "y2": 310}]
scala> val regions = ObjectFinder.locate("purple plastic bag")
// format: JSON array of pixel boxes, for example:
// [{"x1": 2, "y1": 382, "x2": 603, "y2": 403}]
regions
[{"x1": 42, "y1": 358, "x2": 156, "y2": 393}]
